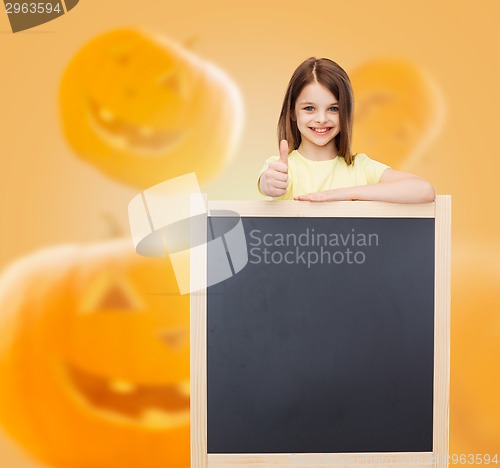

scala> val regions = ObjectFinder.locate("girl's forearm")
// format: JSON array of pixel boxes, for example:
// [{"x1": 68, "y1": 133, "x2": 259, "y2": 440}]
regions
[
  {"x1": 295, "y1": 178, "x2": 436, "y2": 203},
  {"x1": 347, "y1": 178, "x2": 435, "y2": 203}
]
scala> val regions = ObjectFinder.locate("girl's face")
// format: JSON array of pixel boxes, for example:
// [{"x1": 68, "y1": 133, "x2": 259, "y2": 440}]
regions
[{"x1": 294, "y1": 82, "x2": 340, "y2": 151}]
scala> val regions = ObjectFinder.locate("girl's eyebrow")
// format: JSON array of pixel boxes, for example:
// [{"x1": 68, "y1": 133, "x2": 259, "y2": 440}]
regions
[{"x1": 299, "y1": 101, "x2": 339, "y2": 105}]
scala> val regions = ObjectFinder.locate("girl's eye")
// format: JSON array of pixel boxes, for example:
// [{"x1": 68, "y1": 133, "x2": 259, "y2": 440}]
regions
[
  {"x1": 329, "y1": 106, "x2": 339, "y2": 112},
  {"x1": 304, "y1": 106, "x2": 314, "y2": 111}
]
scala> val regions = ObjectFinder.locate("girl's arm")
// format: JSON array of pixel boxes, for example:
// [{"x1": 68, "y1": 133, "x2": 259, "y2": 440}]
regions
[{"x1": 294, "y1": 169, "x2": 435, "y2": 204}]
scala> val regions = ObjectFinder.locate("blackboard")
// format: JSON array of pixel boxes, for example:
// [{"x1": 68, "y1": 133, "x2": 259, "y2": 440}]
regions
[{"x1": 191, "y1": 199, "x2": 450, "y2": 468}]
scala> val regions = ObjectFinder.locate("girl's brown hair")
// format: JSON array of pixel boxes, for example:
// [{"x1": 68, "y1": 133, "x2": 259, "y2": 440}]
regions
[{"x1": 277, "y1": 57, "x2": 355, "y2": 164}]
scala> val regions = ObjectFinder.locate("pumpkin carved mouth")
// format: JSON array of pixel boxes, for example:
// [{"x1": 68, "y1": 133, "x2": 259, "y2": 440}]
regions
[
  {"x1": 65, "y1": 363, "x2": 190, "y2": 427},
  {"x1": 87, "y1": 99, "x2": 186, "y2": 154}
]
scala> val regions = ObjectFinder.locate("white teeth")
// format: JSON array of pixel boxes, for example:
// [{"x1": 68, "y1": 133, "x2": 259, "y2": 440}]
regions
[
  {"x1": 140, "y1": 408, "x2": 170, "y2": 425},
  {"x1": 177, "y1": 380, "x2": 190, "y2": 397},
  {"x1": 108, "y1": 380, "x2": 136, "y2": 394},
  {"x1": 311, "y1": 127, "x2": 330, "y2": 133},
  {"x1": 140, "y1": 408, "x2": 190, "y2": 427},
  {"x1": 110, "y1": 135, "x2": 129, "y2": 148},
  {"x1": 98, "y1": 108, "x2": 115, "y2": 123}
]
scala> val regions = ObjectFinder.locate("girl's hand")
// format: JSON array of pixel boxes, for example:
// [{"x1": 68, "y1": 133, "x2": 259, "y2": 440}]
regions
[
  {"x1": 260, "y1": 140, "x2": 289, "y2": 197},
  {"x1": 294, "y1": 188, "x2": 352, "y2": 202}
]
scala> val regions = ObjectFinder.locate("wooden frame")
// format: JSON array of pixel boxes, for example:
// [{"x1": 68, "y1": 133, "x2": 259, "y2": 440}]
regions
[{"x1": 191, "y1": 196, "x2": 451, "y2": 468}]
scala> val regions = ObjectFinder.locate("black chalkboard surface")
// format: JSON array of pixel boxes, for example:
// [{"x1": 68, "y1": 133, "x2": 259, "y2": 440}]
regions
[{"x1": 206, "y1": 216, "x2": 435, "y2": 454}]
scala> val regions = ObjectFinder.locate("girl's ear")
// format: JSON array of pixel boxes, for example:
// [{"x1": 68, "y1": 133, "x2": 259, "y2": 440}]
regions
[{"x1": 291, "y1": 109, "x2": 297, "y2": 121}]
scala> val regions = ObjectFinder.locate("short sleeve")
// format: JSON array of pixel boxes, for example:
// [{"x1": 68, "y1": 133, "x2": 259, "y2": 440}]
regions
[{"x1": 358, "y1": 154, "x2": 390, "y2": 184}]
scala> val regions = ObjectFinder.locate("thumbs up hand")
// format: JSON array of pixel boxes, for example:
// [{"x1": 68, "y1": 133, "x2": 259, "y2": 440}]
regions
[{"x1": 259, "y1": 140, "x2": 289, "y2": 197}]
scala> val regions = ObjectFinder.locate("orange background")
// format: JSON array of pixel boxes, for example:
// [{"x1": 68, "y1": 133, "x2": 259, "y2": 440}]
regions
[{"x1": 1, "y1": 0, "x2": 499, "y2": 466}]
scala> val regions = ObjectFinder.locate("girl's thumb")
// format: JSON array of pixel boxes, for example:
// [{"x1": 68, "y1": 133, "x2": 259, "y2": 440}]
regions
[{"x1": 279, "y1": 139, "x2": 289, "y2": 163}]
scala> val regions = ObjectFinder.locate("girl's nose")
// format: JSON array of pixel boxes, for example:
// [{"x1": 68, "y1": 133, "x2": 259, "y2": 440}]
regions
[{"x1": 315, "y1": 112, "x2": 327, "y2": 123}]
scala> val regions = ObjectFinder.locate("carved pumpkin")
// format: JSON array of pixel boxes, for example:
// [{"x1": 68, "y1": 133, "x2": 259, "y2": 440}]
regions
[
  {"x1": 0, "y1": 239, "x2": 190, "y2": 467},
  {"x1": 59, "y1": 28, "x2": 243, "y2": 189},
  {"x1": 351, "y1": 59, "x2": 445, "y2": 168}
]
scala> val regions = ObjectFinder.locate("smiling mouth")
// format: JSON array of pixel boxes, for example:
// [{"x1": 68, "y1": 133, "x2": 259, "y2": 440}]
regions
[
  {"x1": 309, "y1": 127, "x2": 333, "y2": 135},
  {"x1": 64, "y1": 363, "x2": 190, "y2": 428},
  {"x1": 87, "y1": 100, "x2": 187, "y2": 154}
]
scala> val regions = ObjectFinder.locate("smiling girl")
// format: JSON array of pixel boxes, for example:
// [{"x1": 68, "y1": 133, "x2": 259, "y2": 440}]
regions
[{"x1": 258, "y1": 57, "x2": 435, "y2": 203}]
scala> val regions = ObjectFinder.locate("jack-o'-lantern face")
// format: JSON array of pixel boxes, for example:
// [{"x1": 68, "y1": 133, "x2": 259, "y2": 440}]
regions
[
  {"x1": 0, "y1": 240, "x2": 190, "y2": 467},
  {"x1": 60, "y1": 28, "x2": 243, "y2": 189},
  {"x1": 61, "y1": 268, "x2": 190, "y2": 429},
  {"x1": 83, "y1": 33, "x2": 195, "y2": 155},
  {"x1": 350, "y1": 59, "x2": 445, "y2": 168}
]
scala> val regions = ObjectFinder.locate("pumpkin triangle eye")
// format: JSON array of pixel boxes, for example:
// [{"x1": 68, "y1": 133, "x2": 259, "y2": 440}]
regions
[
  {"x1": 113, "y1": 53, "x2": 131, "y2": 67},
  {"x1": 80, "y1": 273, "x2": 143, "y2": 314},
  {"x1": 159, "y1": 73, "x2": 181, "y2": 94},
  {"x1": 108, "y1": 43, "x2": 132, "y2": 65},
  {"x1": 97, "y1": 284, "x2": 135, "y2": 310},
  {"x1": 159, "y1": 329, "x2": 188, "y2": 350}
]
